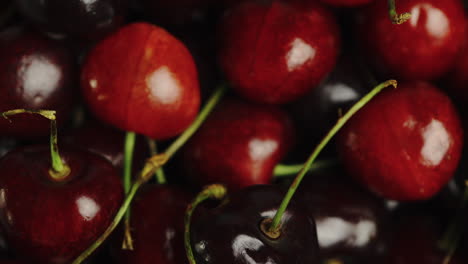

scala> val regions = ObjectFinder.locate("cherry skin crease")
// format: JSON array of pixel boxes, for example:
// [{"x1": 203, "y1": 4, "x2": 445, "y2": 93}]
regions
[
  {"x1": 81, "y1": 22, "x2": 200, "y2": 140},
  {"x1": 0, "y1": 146, "x2": 123, "y2": 263},
  {"x1": 0, "y1": 27, "x2": 75, "y2": 138},
  {"x1": 111, "y1": 185, "x2": 190, "y2": 264},
  {"x1": 190, "y1": 185, "x2": 320, "y2": 264},
  {"x1": 218, "y1": 0, "x2": 340, "y2": 104},
  {"x1": 356, "y1": 0, "x2": 466, "y2": 81},
  {"x1": 181, "y1": 98, "x2": 295, "y2": 190},
  {"x1": 337, "y1": 81, "x2": 463, "y2": 201}
]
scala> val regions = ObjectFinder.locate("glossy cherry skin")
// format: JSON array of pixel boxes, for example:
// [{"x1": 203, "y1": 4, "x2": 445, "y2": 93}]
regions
[
  {"x1": 191, "y1": 185, "x2": 320, "y2": 264},
  {"x1": 337, "y1": 81, "x2": 463, "y2": 201},
  {"x1": 181, "y1": 99, "x2": 295, "y2": 190},
  {"x1": 356, "y1": 0, "x2": 466, "y2": 81},
  {"x1": 81, "y1": 22, "x2": 200, "y2": 140},
  {"x1": 297, "y1": 170, "x2": 387, "y2": 260},
  {"x1": 14, "y1": 0, "x2": 128, "y2": 40},
  {"x1": 111, "y1": 185, "x2": 190, "y2": 264},
  {"x1": 219, "y1": 0, "x2": 340, "y2": 104},
  {"x1": 0, "y1": 27, "x2": 76, "y2": 138},
  {"x1": 0, "y1": 145, "x2": 123, "y2": 263}
]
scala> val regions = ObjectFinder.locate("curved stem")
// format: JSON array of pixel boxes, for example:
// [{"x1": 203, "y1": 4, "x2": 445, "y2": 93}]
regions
[
  {"x1": 72, "y1": 180, "x2": 143, "y2": 264},
  {"x1": 1, "y1": 109, "x2": 70, "y2": 179},
  {"x1": 147, "y1": 138, "x2": 167, "y2": 184},
  {"x1": 439, "y1": 181, "x2": 468, "y2": 264},
  {"x1": 273, "y1": 160, "x2": 337, "y2": 177},
  {"x1": 267, "y1": 80, "x2": 397, "y2": 235},
  {"x1": 185, "y1": 184, "x2": 227, "y2": 264},
  {"x1": 388, "y1": 0, "x2": 411, "y2": 24},
  {"x1": 121, "y1": 131, "x2": 136, "y2": 250}
]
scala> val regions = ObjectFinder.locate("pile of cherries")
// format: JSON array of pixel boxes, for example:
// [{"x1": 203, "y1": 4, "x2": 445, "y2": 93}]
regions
[{"x1": 1, "y1": 0, "x2": 468, "y2": 263}]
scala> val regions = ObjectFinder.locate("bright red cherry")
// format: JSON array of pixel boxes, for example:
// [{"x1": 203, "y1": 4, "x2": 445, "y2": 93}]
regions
[
  {"x1": 81, "y1": 22, "x2": 200, "y2": 140},
  {"x1": 0, "y1": 27, "x2": 76, "y2": 138},
  {"x1": 0, "y1": 145, "x2": 123, "y2": 263},
  {"x1": 180, "y1": 98, "x2": 295, "y2": 190},
  {"x1": 337, "y1": 81, "x2": 463, "y2": 201},
  {"x1": 219, "y1": 0, "x2": 340, "y2": 104},
  {"x1": 356, "y1": 0, "x2": 466, "y2": 81},
  {"x1": 111, "y1": 185, "x2": 190, "y2": 264}
]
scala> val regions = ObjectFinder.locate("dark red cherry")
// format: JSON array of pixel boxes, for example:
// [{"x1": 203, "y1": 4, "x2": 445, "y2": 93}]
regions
[
  {"x1": 219, "y1": 0, "x2": 340, "y2": 104},
  {"x1": 191, "y1": 185, "x2": 320, "y2": 264},
  {"x1": 111, "y1": 185, "x2": 190, "y2": 264},
  {"x1": 0, "y1": 27, "x2": 76, "y2": 138},
  {"x1": 319, "y1": 0, "x2": 374, "y2": 7},
  {"x1": 81, "y1": 22, "x2": 200, "y2": 140},
  {"x1": 14, "y1": 0, "x2": 128, "y2": 40},
  {"x1": 337, "y1": 81, "x2": 463, "y2": 200},
  {"x1": 0, "y1": 145, "x2": 123, "y2": 263},
  {"x1": 356, "y1": 0, "x2": 466, "y2": 81},
  {"x1": 180, "y1": 99, "x2": 295, "y2": 190},
  {"x1": 297, "y1": 170, "x2": 387, "y2": 260}
]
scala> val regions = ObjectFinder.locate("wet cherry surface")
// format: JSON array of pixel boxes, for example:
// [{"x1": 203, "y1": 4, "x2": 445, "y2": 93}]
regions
[
  {"x1": 219, "y1": 0, "x2": 340, "y2": 104},
  {"x1": 181, "y1": 98, "x2": 295, "y2": 190},
  {"x1": 337, "y1": 81, "x2": 464, "y2": 200},
  {"x1": 81, "y1": 22, "x2": 200, "y2": 140},
  {"x1": 0, "y1": 145, "x2": 123, "y2": 263},
  {"x1": 191, "y1": 185, "x2": 320, "y2": 264}
]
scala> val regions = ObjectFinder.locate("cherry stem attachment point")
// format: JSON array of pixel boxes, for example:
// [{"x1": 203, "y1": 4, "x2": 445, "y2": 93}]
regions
[
  {"x1": 273, "y1": 159, "x2": 337, "y2": 178},
  {"x1": 1, "y1": 109, "x2": 70, "y2": 180},
  {"x1": 388, "y1": 0, "x2": 411, "y2": 24},
  {"x1": 266, "y1": 80, "x2": 398, "y2": 236},
  {"x1": 185, "y1": 184, "x2": 227, "y2": 264},
  {"x1": 438, "y1": 181, "x2": 468, "y2": 264},
  {"x1": 147, "y1": 138, "x2": 167, "y2": 184}
]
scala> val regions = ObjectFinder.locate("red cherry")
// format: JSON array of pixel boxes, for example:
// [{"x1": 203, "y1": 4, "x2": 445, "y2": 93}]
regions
[
  {"x1": 0, "y1": 146, "x2": 123, "y2": 263},
  {"x1": 356, "y1": 0, "x2": 466, "y2": 81},
  {"x1": 219, "y1": 0, "x2": 340, "y2": 104},
  {"x1": 181, "y1": 98, "x2": 295, "y2": 190},
  {"x1": 337, "y1": 81, "x2": 463, "y2": 201},
  {"x1": 81, "y1": 22, "x2": 200, "y2": 140},
  {"x1": 111, "y1": 185, "x2": 189, "y2": 264},
  {"x1": 0, "y1": 27, "x2": 76, "y2": 138}
]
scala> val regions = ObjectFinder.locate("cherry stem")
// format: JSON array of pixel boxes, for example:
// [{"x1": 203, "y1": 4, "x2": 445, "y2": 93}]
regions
[
  {"x1": 388, "y1": 0, "x2": 411, "y2": 24},
  {"x1": 72, "y1": 85, "x2": 227, "y2": 263},
  {"x1": 184, "y1": 184, "x2": 227, "y2": 264},
  {"x1": 266, "y1": 80, "x2": 397, "y2": 236},
  {"x1": 1, "y1": 109, "x2": 70, "y2": 180},
  {"x1": 273, "y1": 160, "x2": 337, "y2": 177},
  {"x1": 121, "y1": 131, "x2": 136, "y2": 250},
  {"x1": 147, "y1": 138, "x2": 167, "y2": 184},
  {"x1": 438, "y1": 181, "x2": 468, "y2": 264}
]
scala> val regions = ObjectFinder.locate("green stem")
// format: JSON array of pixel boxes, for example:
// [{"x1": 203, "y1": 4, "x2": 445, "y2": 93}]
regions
[
  {"x1": 388, "y1": 0, "x2": 411, "y2": 24},
  {"x1": 438, "y1": 181, "x2": 468, "y2": 264},
  {"x1": 273, "y1": 160, "x2": 337, "y2": 177},
  {"x1": 147, "y1": 138, "x2": 167, "y2": 184},
  {"x1": 1, "y1": 109, "x2": 70, "y2": 179},
  {"x1": 121, "y1": 131, "x2": 136, "y2": 250},
  {"x1": 72, "y1": 180, "x2": 143, "y2": 264},
  {"x1": 266, "y1": 80, "x2": 397, "y2": 235},
  {"x1": 184, "y1": 184, "x2": 227, "y2": 264}
]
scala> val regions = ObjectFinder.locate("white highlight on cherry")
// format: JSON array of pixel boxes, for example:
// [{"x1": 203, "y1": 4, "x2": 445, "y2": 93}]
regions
[
  {"x1": 20, "y1": 56, "x2": 61, "y2": 105},
  {"x1": 285, "y1": 38, "x2": 315, "y2": 72},
  {"x1": 420, "y1": 119, "x2": 451, "y2": 166},
  {"x1": 410, "y1": 4, "x2": 449, "y2": 39},
  {"x1": 76, "y1": 196, "x2": 100, "y2": 221},
  {"x1": 316, "y1": 217, "x2": 376, "y2": 248},
  {"x1": 232, "y1": 234, "x2": 276, "y2": 264},
  {"x1": 248, "y1": 139, "x2": 278, "y2": 162},
  {"x1": 146, "y1": 66, "x2": 181, "y2": 105}
]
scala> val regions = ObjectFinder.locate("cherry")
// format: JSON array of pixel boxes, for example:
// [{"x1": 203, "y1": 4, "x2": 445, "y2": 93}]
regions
[
  {"x1": 297, "y1": 169, "x2": 387, "y2": 260},
  {"x1": 356, "y1": 0, "x2": 466, "y2": 81},
  {"x1": 190, "y1": 185, "x2": 320, "y2": 264},
  {"x1": 180, "y1": 98, "x2": 295, "y2": 190},
  {"x1": 0, "y1": 145, "x2": 123, "y2": 263},
  {"x1": 0, "y1": 27, "x2": 76, "y2": 138},
  {"x1": 81, "y1": 22, "x2": 200, "y2": 140},
  {"x1": 14, "y1": 0, "x2": 128, "y2": 40},
  {"x1": 337, "y1": 81, "x2": 463, "y2": 200},
  {"x1": 218, "y1": 0, "x2": 340, "y2": 104},
  {"x1": 111, "y1": 185, "x2": 190, "y2": 264}
]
